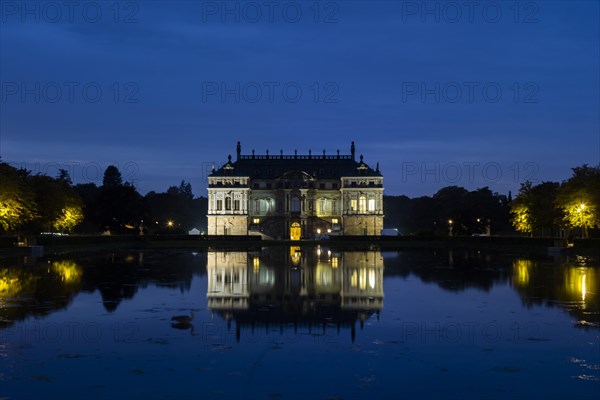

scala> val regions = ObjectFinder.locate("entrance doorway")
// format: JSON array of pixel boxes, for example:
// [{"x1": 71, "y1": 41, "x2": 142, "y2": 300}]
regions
[{"x1": 290, "y1": 222, "x2": 301, "y2": 240}]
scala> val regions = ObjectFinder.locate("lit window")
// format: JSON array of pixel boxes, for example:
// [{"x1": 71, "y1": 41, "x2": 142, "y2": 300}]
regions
[
  {"x1": 253, "y1": 218, "x2": 260, "y2": 224},
  {"x1": 331, "y1": 257, "x2": 338, "y2": 268},
  {"x1": 331, "y1": 218, "x2": 338, "y2": 224},
  {"x1": 350, "y1": 199, "x2": 357, "y2": 211},
  {"x1": 368, "y1": 199, "x2": 375, "y2": 212},
  {"x1": 359, "y1": 196, "x2": 366, "y2": 213}
]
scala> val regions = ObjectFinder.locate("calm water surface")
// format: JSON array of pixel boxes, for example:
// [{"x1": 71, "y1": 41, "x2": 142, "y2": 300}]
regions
[{"x1": 0, "y1": 247, "x2": 599, "y2": 399}]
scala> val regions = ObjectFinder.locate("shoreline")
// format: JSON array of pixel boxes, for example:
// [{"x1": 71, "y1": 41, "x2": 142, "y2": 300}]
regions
[{"x1": 1, "y1": 235, "x2": 598, "y2": 258}]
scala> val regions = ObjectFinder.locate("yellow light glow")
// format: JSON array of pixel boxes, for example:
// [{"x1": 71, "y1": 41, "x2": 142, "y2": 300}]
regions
[
  {"x1": 290, "y1": 246, "x2": 301, "y2": 265},
  {"x1": 52, "y1": 260, "x2": 82, "y2": 284},
  {"x1": 359, "y1": 268, "x2": 367, "y2": 290},
  {"x1": 512, "y1": 259, "x2": 532, "y2": 286},
  {"x1": 448, "y1": 219, "x2": 453, "y2": 225},
  {"x1": 167, "y1": 220, "x2": 174, "y2": 227},
  {"x1": 0, "y1": 276, "x2": 21, "y2": 297},
  {"x1": 350, "y1": 270, "x2": 357, "y2": 287},
  {"x1": 253, "y1": 256, "x2": 260, "y2": 272},
  {"x1": 563, "y1": 267, "x2": 595, "y2": 304},
  {"x1": 317, "y1": 229, "x2": 321, "y2": 234},
  {"x1": 368, "y1": 268, "x2": 376, "y2": 289},
  {"x1": 331, "y1": 257, "x2": 338, "y2": 268},
  {"x1": 53, "y1": 205, "x2": 84, "y2": 232}
]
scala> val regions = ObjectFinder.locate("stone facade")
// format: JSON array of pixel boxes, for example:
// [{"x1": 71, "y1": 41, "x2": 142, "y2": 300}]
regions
[{"x1": 207, "y1": 142, "x2": 383, "y2": 238}]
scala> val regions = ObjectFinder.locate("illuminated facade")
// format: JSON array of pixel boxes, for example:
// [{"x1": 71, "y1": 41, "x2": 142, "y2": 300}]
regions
[{"x1": 207, "y1": 142, "x2": 384, "y2": 238}]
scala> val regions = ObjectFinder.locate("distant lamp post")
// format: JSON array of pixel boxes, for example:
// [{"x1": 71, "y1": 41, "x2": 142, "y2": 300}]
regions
[
  {"x1": 448, "y1": 219, "x2": 453, "y2": 237},
  {"x1": 167, "y1": 220, "x2": 174, "y2": 228}
]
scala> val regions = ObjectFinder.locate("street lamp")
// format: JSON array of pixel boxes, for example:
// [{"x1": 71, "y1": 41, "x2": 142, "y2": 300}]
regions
[{"x1": 448, "y1": 219, "x2": 453, "y2": 237}]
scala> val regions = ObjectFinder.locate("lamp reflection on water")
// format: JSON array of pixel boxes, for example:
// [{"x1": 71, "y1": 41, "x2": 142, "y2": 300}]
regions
[{"x1": 564, "y1": 267, "x2": 593, "y2": 305}]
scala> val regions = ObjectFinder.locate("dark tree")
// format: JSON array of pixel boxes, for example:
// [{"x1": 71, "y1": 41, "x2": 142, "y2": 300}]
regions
[
  {"x1": 57, "y1": 169, "x2": 72, "y2": 185},
  {"x1": 102, "y1": 165, "x2": 123, "y2": 188}
]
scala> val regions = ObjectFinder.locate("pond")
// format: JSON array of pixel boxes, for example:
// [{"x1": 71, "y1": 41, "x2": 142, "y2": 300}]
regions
[{"x1": 0, "y1": 247, "x2": 598, "y2": 399}]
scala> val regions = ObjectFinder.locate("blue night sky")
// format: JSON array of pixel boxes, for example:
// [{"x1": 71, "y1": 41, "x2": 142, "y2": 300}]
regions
[{"x1": 1, "y1": 0, "x2": 598, "y2": 197}]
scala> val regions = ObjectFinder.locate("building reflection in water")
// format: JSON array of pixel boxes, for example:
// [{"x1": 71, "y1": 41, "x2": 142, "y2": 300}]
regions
[{"x1": 207, "y1": 246, "x2": 384, "y2": 341}]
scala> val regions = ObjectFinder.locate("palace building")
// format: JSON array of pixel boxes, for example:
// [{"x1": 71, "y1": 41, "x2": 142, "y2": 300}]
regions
[{"x1": 207, "y1": 142, "x2": 383, "y2": 239}]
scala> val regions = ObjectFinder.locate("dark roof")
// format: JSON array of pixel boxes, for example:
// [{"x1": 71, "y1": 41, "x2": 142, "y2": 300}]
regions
[{"x1": 210, "y1": 154, "x2": 382, "y2": 179}]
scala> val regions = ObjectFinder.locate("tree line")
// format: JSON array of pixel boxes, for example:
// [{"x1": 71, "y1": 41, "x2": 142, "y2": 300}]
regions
[
  {"x1": 0, "y1": 162, "x2": 207, "y2": 235},
  {"x1": 2, "y1": 161, "x2": 597, "y2": 237},
  {"x1": 384, "y1": 186, "x2": 512, "y2": 236},
  {"x1": 510, "y1": 165, "x2": 599, "y2": 238}
]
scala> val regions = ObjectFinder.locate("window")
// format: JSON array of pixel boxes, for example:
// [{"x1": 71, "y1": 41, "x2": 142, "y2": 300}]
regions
[
  {"x1": 225, "y1": 197, "x2": 232, "y2": 210},
  {"x1": 359, "y1": 196, "x2": 366, "y2": 213},
  {"x1": 291, "y1": 197, "x2": 301, "y2": 212},
  {"x1": 253, "y1": 218, "x2": 260, "y2": 224},
  {"x1": 266, "y1": 183, "x2": 272, "y2": 189},
  {"x1": 319, "y1": 183, "x2": 326, "y2": 189},
  {"x1": 260, "y1": 200, "x2": 268, "y2": 214},
  {"x1": 332, "y1": 183, "x2": 338, "y2": 189},
  {"x1": 216, "y1": 200, "x2": 223, "y2": 211},
  {"x1": 320, "y1": 199, "x2": 327, "y2": 213},
  {"x1": 350, "y1": 199, "x2": 357, "y2": 212},
  {"x1": 253, "y1": 183, "x2": 259, "y2": 189},
  {"x1": 332, "y1": 218, "x2": 338, "y2": 224},
  {"x1": 332, "y1": 200, "x2": 337, "y2": 214},
  {"x1": 234, "y1": 199, "x2": 240, "y2": 211},
  {"x1": 368, "y1": 199, "x2": 375, "y2": 212}
]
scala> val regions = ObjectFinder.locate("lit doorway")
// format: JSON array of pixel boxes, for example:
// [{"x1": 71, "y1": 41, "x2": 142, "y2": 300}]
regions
[{"x1": 290, "y1": 222, "x2": 301, "y2": 240}]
